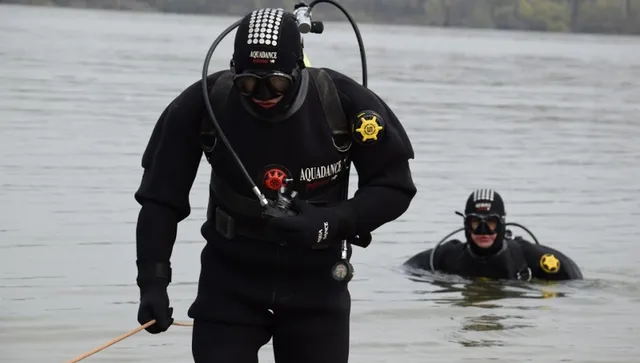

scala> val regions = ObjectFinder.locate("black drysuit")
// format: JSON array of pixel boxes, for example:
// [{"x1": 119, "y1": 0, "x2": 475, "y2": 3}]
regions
[
  {"x1": 404, "y1": 237, "x2": 583, "y2": 281},
  {"x1": 134, "y1": 66, "x2": 416, "y2": 363}
]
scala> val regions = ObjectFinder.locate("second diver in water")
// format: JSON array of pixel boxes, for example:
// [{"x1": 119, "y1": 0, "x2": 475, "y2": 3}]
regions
[{"x1": 404, "y1": 189, "x2": 583, "y2": 281}]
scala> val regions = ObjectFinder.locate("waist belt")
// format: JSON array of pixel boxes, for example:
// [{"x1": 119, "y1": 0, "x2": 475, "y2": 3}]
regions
[
  {"x1": 214, "y1": 207, "x2": 267, "y2": 241},
  {"x1": 214, "y1": 207, "x2": 330, "y2": 250}
]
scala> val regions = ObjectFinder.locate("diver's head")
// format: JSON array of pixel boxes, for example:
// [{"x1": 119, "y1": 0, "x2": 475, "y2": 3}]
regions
[
  {"x1": 231, "y1": 8, "x2": 306, "y2": 118},
  {"x1": 462, "y1": 189, "x2": 506, "y2": 256}
]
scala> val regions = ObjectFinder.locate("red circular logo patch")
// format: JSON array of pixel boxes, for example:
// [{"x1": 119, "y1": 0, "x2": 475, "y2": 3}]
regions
[{"x1": 263, "y1": 168, "x2": 287, "y2": 191}]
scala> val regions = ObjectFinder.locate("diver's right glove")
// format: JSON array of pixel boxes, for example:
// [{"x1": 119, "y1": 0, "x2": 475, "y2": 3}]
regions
[
  {"x1": 263, "y1": 199, "x2": 355, "y2": 247},
  {"x1": 136, "y1": 261, "x2": 174, "y2": 334}
]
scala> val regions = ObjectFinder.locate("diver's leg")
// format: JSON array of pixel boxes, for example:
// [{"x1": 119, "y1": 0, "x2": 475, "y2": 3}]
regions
[
  {"x1": 271, "y1": 246, "x2": 351, "y2": 363},
  {"x1": 188, "y1": 237, "x2": 278, "y2": 363},
  {"x1": 272, "y1": 303, "x2": 350, "y2": 363},
  {"x1": 192, "y1": 319, "x2": 272, "y2": 363}
]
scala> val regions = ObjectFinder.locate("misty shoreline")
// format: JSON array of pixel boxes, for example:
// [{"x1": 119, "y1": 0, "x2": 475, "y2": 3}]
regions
[{"x1": 3, "y1": 0, "x2": 639, "y2": 36}]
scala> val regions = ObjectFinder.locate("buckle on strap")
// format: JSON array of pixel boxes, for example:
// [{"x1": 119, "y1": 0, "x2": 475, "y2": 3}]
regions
[
  {"x1": 215, "y1": 207, "x2": 236, "y2": 239},
  {"x1": 214, "y1": 207, "x2": 270, "y2": 241}
]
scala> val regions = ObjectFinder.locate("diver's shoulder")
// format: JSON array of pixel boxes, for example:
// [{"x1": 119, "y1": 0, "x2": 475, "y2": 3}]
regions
[
  {"x1": 314, "y1": 67, "x2": 353, "y2": 80},
  {"x1": 175, "y1": 70, "x2": 229, "y2": 102},
  {"x1": 154, "y1": 70, "x2": 229, "y2": 129},
  {"x1": 507, "y1": 236, "x2": 536, "y2": 248},
  {"x1": 434, "y1": 239, "x2": 465, "y2": 258},
  {"x1": 510, "y1": 237, "x2": 577, "y2": 265},
  {"x1": 403, "y1": 239, "x2": 465, "y2": 272},
  {"x1": 509, "y1": 237, "x2": 558, "y2": 254},
  {"x1": 443, "y1": 238, "x2": 465, "y2": 247},
  {"x1": 507, "y1": 237, "x2": 547, "y2": 259},
  {"x1": 403, "y1": 239, "x2": 463, "y2": 267},
  {"x1": 313, "y1": 67, "x2": 364, "y2": 91}
]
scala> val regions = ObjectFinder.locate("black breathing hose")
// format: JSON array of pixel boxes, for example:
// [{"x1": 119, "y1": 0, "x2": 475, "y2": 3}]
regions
[{"x1": 308, "y1": 0, "x2": 367, "y2": 87}]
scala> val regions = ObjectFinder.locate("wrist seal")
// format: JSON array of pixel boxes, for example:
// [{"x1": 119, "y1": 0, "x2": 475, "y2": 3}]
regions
[{"x1": 136, "y1": 260, "x2": 172, "y2": 287}]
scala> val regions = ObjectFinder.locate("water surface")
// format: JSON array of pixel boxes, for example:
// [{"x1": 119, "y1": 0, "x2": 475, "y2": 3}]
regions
[{"x1": 1, "y1": 4, "x2": 639, "y2": 363}]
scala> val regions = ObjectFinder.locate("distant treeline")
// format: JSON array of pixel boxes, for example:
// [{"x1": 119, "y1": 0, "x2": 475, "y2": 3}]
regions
[{"x1": 5, "y1": 0, "x2": 640, "y2": 35}]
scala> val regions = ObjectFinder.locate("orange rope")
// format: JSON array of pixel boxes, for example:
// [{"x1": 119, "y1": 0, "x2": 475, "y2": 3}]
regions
[{"x1": 66, "y1": 320, "x2": 193, "y2": 363}]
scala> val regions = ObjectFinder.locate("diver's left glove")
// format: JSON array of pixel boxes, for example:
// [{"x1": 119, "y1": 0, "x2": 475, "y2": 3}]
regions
[
  {"x1": 136, "y1": 261, "x2": 174, "y2": 334},
  {"x1": 264, "y1": 199, "x2": 355, "y2": 247}
]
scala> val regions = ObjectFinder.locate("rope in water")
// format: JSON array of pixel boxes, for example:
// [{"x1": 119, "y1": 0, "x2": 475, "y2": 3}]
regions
[{"x1": 66, "y1": 320, "x2": 193, "y2": 363}]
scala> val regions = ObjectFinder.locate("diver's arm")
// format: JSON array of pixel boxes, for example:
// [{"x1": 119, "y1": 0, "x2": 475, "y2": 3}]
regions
[
  {"x1": 521, "y1": 241, "x2": 584, "y2": 280},
  {"x1": 322, "y1": 68, "x2": 417, "y2": 247},
  {"x1": 134, "y1": 72, "x2": 223, "y2": 280}
]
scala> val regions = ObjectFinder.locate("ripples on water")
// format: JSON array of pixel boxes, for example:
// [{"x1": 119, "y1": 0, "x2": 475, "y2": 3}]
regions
[{"x1": 1, "y1": 4, "x2": 639, "y2": 363}]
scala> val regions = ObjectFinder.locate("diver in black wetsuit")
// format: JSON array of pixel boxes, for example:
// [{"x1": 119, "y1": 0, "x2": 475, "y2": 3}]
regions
[
  {"x1": 404, "y1": 189, "x2": 583, "y2": 281},
  {"x1": 134, "y1": 7, "x2": 416, "y2": 363}
]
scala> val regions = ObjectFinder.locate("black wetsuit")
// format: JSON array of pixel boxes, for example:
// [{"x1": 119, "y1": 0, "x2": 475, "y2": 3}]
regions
[
  {"x1": 134, "y1": 66, "x2": 416, "y2": 363},
  {"x1": 403, "y1": 236, "x2": 583, "y2": 281}
]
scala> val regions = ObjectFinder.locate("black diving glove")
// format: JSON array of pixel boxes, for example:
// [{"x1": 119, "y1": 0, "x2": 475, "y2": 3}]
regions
[
  {"x1": 264, "y1": 199, "x2": 354, "y2": 246},
  {"x1": 136, "y1": 261, "x2": 174, "y2": 334}
]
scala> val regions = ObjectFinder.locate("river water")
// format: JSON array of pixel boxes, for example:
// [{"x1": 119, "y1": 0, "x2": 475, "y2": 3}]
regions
[{"x1": 1, "y1": 4, "x2": 639, "y2": 363}]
